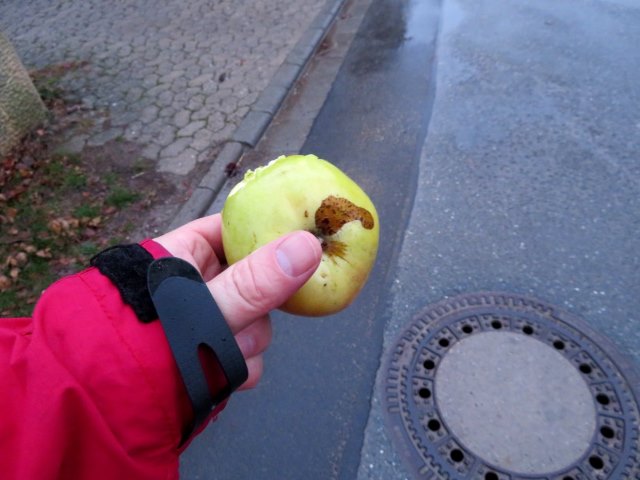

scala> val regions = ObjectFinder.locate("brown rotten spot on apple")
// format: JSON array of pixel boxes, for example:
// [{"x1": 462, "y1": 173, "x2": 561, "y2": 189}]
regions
[{"x1": 314, "y1": 195, "x2": 374, "y2": 261}]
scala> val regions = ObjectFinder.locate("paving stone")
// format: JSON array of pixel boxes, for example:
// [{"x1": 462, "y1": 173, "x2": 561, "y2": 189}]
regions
[
  {"x1": 158, "y1": 106, "x2": 176, "y2": 119},
  {"x1": 57, "y1": 134, "x2": 88, "y2": 154},
  {"x1": 218, "y1": 96, "x2": 238, "y2": 115},
  {"x1": 173, "y1": 109, "x2": 191, "y2": 128},
  {"x1": 146, "y1": 83, "x2": 172, "y2": 97},
  {"x1": 173, "y1": 77, "x2": 188, "y2": 90},
  {"x1": 156, "y1": 125, "x2": 177, "y2": 147},
  {"x1": 140, "y1": 105, "x2": 160, "y2": 124},
  {"x1": 190, "y1": 135, "x2": 213, "y2": 153},
  {"x1": 207, "y1": 112, "x2": 226, "y2": 132},
  {"x1": 186, "y1": 95, "x2": 204, "y2": 112},
  {"x1": 141, "y1": 143, "x2": 161, "y2": 160},
  {"x1": 189, "y1": 74, "x2": 212, "y2": 87},
  {"x1": 142, "y1": 74, "x2": 159, "y2": 88},
  {"x1": 87, "y1": 128, "x2": 123, "y2": 146},
  {"x1": 191, "y1": 108, "x2": 210, "y2": 121},
  {"x1": 160, "y1": 137, "x2": 192, "y2": 158},
  {"x1": 193, "y1": 128, "x2": 216, "y2": 143},
  {"x1": 110, "y1": 111, "x2": 139, "y2": 127},
  {"x1": 159, "y1": 70, "x2": 185, "y2": 84},
  {"x1": 157, "y1": 90, "x2": 175, "y2": 107},
  {"x1": 125, "y1": 87, "x2": 144, "y2": 103},
  {"x1": 123, "y1": 122, "x2": 144, "y2": 141},
  {"x1": 177, "y1": 120, "x2": 206, "y2": 137},
  {"x1": 201, "y1": 80, "x2": 218, "y2": 94},
  {"x1": 157, "y1": 148, "x2": 198, "y2": 175}
]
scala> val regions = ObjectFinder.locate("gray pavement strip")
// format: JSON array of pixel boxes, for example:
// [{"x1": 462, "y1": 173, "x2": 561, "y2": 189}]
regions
[{"x1": 169, "y1": 0, "x2": 347, "y2": 228}]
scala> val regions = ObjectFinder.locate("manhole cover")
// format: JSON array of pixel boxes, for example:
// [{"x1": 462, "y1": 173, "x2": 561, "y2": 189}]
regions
[{"x1": 382, "y1": 292, "x2": 640, "y2": 479}]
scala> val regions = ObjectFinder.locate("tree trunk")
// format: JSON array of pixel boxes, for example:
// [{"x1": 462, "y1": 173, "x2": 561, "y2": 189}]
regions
[{"x1": 0, "y1": 32, "x2": 46, "y2": 157}]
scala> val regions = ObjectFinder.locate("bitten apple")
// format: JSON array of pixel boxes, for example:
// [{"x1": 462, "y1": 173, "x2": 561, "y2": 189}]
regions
[{"x1": 221, "y1": 154, "x2": 379, "y2": 316}]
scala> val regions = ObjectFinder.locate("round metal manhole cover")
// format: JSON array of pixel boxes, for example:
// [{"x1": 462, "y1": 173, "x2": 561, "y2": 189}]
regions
[{"x1": 382, "y1": 292, "x2": 640, "y2": 479}]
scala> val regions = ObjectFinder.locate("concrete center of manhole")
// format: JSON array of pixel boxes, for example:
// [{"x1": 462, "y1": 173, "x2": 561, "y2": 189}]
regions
[{"x1": 435, "y1": 331, "x2": 596, "y2": 474}]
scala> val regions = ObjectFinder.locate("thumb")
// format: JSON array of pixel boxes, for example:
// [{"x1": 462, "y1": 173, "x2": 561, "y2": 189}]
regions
[{"x1": 210, "y1": 231, "x2": 322, "y2": 331}]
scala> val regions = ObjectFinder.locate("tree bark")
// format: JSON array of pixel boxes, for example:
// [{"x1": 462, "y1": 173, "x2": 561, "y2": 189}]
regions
[{"x1": 0, "y1": 32, "x2": 46, "y2": 157}]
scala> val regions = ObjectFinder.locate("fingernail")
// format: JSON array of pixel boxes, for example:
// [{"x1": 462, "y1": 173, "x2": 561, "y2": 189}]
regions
[{"x1": 276, "y1": 232, "x2": 320, "y2": 277}]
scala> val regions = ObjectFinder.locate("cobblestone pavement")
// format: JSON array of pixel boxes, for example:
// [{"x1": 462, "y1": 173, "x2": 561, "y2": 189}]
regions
[{"x1": 0, "y1": 0, "x2": 323, "y2": 176}]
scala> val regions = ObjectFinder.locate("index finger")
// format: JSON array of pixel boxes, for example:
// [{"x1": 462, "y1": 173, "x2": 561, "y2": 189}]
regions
[
  {"x1": 178, "y1": 213, "x2": 225, "y2": 261},
  {"x1": 155, "y1": 214, "x2": 225, "y2": 281}
]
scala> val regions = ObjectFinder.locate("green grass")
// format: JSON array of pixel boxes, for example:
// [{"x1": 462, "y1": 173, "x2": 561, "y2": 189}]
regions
[
  {"x1": 0, "y1": 291, "x2": 19, "y2": 315},
  {"x1": 33, "y1": 76, "x2": 64, "y2": 103},
  {"x1": 106, "y1": 186, "x2": 140, "y2": 208},
  {"x1": 43, "y1": 157, "x2": 65, "y2": 179},
  {"x1": 73, "y1": 204, "x2": 101, "y2": 218},
  {"x1": 64, "y1": 171, "x2": 87, "y2": 189},
  {"x1": 76, "y1": 241, "x2": 100, "y2": 257},
  {"x1": 1, "y1": 62, "x2": 153, "y2": 317},
  {"x1": 103, "y1": 172, "x2": 118, "y2": 186}
]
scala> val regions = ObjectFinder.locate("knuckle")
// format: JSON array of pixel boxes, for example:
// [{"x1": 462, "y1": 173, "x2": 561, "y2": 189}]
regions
[{"x1": 232, "y1": 258, "x2": 272, "y2": 312}]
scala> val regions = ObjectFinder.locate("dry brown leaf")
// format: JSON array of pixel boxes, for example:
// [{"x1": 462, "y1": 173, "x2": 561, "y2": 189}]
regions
[
  {"x1": 9, "y1": 267, "x2": 20, "y2": 280},
  {"x1": 49, "y1": 217, "x2": 78, "y2": 234},
  {"x1": 88, "y1": 217, "x2": 102, "y2": 227},
  {"x1": 48, "y1": 219, "x2": 63, "y2": 234},
  {"x1": 6, "y1": 207, "x2": 17, "y2": 222},
  {"x1": 36, "y1": 249, "x2": 52, "y2": 258},
  {"x1": 0, "y1": 275, "x2": 11, "y2": 290},
  {"x1": 15, "y1": 252, "x2": 28, "y2": 266}
]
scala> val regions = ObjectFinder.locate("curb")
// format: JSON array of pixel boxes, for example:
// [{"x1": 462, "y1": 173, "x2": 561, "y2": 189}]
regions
[{"x1": 169, "y1": 0, "x2": 346, "y2": 230}]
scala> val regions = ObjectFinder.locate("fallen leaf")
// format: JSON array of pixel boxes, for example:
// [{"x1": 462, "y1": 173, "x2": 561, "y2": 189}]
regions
[
  {"x1": 6, "y1": 208, "x2": 17, "y2": 222},
  {"x1": 9, "y1": 267, "x2": 20, "y2": 280},
  {"x1": 36, "y1": 249, "x2": 52, "y2": 259},
  {"x1": 88, "y1": 217, "x2": 102, "y2": 227},
  {"x1": 48, "y1": 219, "x2": 63, "y2": 234},
  {"x1": 0, "y1": 275, "x2": 11, "y2": 290},
  {"x1": 15, "y1": 252, "x2": 28, "y2": 266}
]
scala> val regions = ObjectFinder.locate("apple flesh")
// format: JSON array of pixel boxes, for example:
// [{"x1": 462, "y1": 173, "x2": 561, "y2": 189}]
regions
[{"x1": 221, "y1": 154, "x2": 379, "y2": 316}]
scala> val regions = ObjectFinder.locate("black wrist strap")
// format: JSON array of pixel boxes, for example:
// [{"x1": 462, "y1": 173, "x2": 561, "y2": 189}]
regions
[{"x1": 147, "y1": 257, "x2": 248, "y2": 441}]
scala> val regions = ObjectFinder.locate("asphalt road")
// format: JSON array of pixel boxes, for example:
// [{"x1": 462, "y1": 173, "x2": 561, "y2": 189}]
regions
[{"x1": 182, "y1": 0, "x2": 640, "y2": 478}]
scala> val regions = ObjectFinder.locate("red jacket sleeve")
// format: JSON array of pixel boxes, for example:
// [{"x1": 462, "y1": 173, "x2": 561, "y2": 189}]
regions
[{"x1": 0, "y1": 240, "x2": 210, "y2": 480}]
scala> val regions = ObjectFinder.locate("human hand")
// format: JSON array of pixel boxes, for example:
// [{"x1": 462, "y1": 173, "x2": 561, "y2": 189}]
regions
[{"x1": 154, "y1": 214, "x2": 322, "y2": 390}]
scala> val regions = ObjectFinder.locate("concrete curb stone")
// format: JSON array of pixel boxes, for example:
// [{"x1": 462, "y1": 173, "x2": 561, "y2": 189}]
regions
[{"x1": 169, "y1": 0, "x2": 347, "y2": 229}]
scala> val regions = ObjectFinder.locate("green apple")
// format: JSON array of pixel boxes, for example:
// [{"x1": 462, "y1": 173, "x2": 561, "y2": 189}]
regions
[{"x1": 221, "y1": 154, "x2": 379, "y2": 316}]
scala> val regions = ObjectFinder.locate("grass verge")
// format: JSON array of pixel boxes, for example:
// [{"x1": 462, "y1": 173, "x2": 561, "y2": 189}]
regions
[{"x1": 0, "y1": 63, "x2": 162, "y2": 317}]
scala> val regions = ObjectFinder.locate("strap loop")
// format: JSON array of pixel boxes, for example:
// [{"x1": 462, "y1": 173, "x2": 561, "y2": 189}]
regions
[{"x1": 147, "y1": 257, "x2": 248, "y2": 440}]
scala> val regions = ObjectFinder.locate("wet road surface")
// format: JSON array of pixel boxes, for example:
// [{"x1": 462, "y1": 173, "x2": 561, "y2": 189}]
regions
[{"x1": 182, "y1": 0, "x2": 440, "y2": 477}]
